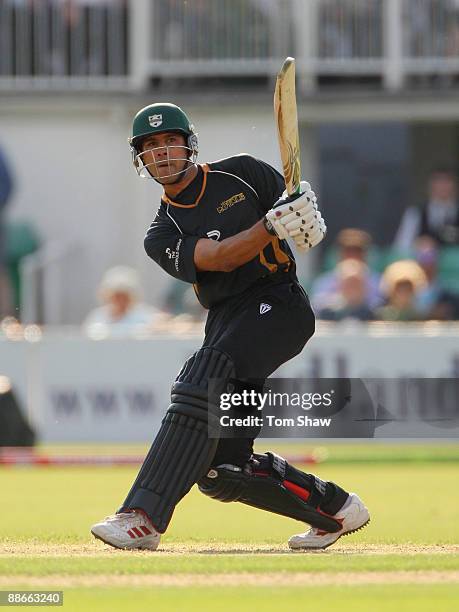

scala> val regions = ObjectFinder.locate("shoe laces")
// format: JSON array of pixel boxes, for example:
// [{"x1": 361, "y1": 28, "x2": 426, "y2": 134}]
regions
[{"x1": 104, "y1": 512, "x2": 150, "y2": 531}]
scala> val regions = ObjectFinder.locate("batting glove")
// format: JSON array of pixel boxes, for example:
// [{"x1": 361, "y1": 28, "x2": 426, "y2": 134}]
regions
[
  {"x1": 279, "y1": 180, "x2": 326, "y2": 250},
  {"x1": 264, "y1": 181, "x2": 317, "y2": 241},
  {"x1": 291, "y1": 213, "x2": 327, "y2": 250}
]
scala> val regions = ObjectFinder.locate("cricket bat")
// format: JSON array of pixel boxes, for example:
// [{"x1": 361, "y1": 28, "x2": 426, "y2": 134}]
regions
[{"x1": 274, "y1": 57, "x2": 301, "y2": 198}]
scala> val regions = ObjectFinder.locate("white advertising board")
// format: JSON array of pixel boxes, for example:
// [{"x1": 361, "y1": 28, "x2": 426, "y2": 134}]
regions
[{"x1": 1, "y1": 324, "x2": 458, "y2": 441}]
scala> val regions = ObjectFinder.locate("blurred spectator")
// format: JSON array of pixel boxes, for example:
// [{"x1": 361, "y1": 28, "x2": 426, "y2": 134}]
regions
[
  {"x1": 0, "y1": 144, "x2": 14, "y2": 319},
  {"x1": 318, "y1": 259, "x2": 375, "y2": 322},
  {"x1": 395, "y1": 168, "x2": 459, "y2": 249},
  {"x1": 414, "y1": 236, "x2": 459, "y2": 320},
  {"x1": 160, "y1": 0, "x2": 270, "y2": 62},
  {"x1": 406, "y1": 0, "x2": 440, "y2": 58},
  {"x1": 47, "y1": 0, "x2": 127, "y2": 76},
  {"x1": 319, "y1": 0, "x2": 381, "y2": 60},
  {"x1": 376, "y1": 260, "x2": 427, "y2": 321},
  {"x1": 83, "y1": 266, "x2": 161, "y2": 336},
  {"x1": 446, "y1": 0, "x2": 459, "y2": 58},
  {"x1": 310, "y1": 228, "x2": 381, "y2": 311},
  {"x1": 319, "y1": 0, "x2": 353, "y2": 59}
]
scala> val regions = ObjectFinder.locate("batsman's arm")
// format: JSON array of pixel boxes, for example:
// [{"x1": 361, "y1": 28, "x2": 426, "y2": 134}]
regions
[
  {"x1": 194, "y1": 220, "x2": 273, "y2": 273},
  {"x1": 144, "y1": 208, "x2": 201, "y2": 283}
]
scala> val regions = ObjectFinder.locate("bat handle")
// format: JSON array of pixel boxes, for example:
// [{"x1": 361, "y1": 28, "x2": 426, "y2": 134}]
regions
[{"x1": 273, "y1": 187, "x2": 303, "y2": 209}]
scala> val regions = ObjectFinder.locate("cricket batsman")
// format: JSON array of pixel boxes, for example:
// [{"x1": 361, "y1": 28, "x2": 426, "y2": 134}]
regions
[{"x1": 91, "y1": 103, "x2": 370, "y2": 551}]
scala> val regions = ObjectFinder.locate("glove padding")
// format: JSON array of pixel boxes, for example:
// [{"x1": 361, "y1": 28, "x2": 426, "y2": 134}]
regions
[
  {"x1": 291, "y1": 215, "x2": 327, "y2": 250},
  {"x1": 264, "y1": 181, "x2": 326, "y2": 249},
  {"x1": 265, "y1": 181, "x2": 316, "y2": 240}
]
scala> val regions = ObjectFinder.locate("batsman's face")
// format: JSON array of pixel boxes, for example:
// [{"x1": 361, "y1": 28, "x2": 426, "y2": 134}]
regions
[{"x1": 138, "y1": 132, "x2": 190, "y2": 183}]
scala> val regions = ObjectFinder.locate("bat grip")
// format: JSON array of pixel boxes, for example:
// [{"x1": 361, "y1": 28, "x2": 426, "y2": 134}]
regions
[{"x1": 273, "y1": 188, "x2": 303, "y2": 209}]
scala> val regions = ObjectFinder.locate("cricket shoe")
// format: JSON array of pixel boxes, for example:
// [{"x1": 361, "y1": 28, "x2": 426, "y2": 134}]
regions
[
  {"x1": 91, "y1": 511, "x2": 161, "y2": 550},
  {"x1": 288, "y1": 492, "x2": 370, "y2": 551}
]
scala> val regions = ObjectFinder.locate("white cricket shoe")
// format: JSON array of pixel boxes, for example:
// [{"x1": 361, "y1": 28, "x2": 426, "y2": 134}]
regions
[
  {"x1": 288, "y1": 492, "x2": 370, "y2": 551},
  {"x1": 91, "y1": 511, "x2": 161, "y2": 550}
]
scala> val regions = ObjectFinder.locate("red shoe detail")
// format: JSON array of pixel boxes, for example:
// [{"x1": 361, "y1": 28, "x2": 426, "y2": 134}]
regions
[
  {"x1": 315, "y1": 518, "x2": 344, "y2": 536},
  {"x1": 132, "y1": 527, "x2": 143, "y2": 538},
  {"x1": 127, "y1": 529, "x2": 136, "y2": 539},
  {"x1": 140, "y1": 525, "x2": 152, "y2": 536},
  {"x1": 130, "y1": 508, "x2": 159, "y2": 533}
]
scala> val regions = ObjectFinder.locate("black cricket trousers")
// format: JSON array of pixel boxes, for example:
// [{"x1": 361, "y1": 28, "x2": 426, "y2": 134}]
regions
[{"x1": 202, "y1": 278, "x2": 316, "y2": 467}]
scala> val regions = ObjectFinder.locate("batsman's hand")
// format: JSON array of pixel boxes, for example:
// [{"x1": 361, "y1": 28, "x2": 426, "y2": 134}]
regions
[{"x1": 264, "y1": 181, "x2": 327, "y2": 250}]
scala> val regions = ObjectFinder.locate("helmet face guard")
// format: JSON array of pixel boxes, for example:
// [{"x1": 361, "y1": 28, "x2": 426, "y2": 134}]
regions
[
  {"x1": 129, "y1": 103, "x2": 198, "y2": 181},
  {"x1": 131, "y1": 136, "x2": 198, "y2": 181}
]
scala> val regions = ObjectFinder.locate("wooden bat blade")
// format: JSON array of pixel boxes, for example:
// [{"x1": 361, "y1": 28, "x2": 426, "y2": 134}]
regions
[{"x1": 274, "y1": 57, "x2": 301, "y2": 196}]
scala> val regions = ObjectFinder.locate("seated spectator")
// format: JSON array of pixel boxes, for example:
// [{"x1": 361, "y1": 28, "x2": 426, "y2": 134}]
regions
[
  {"x1": 83, "y1": 266, "x2": 161, "y2": 336},
  {"x1": 376, "y1": 260, "x2": 427, "y2": 321},
  {"x1": 414, "y1": 236, "x2": 459, "y2": 320},
  {"x1": 310, "y1": 228, "x2": 381, "y2": 311},
  {"x1": 318, "y1": 259, "x2": 375, "y2": 321},
  {"x1": 395, "y1": 168, "x2": 459, "y2": 249}
]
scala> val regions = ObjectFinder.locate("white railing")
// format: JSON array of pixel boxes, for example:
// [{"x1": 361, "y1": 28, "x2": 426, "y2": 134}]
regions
[
  {"x1": 20, "y1": 242, "x2": 87, "y2": 325},
  {"x1": 402, "y1": 0, "x2": 459, "y2": 74},
  {"x1": 148, "y1": 0, "x2": 290, "y2": 74},
  {"x1": 318, "y1": 0, "x2": 383, "y2": 60},
  {"x1": 1, "y1": 0, "x2": 459, "y2": 92},
  {"x1": 145, "y1": 0, "x2": 459, "y2": 91},
  {"x1": 0, "y1": 0, "x2": 129, "y2": 90}
]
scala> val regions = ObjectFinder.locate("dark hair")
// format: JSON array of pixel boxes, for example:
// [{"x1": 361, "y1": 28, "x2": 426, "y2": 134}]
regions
[
  {"x1": 430, "y1": 167, "x2": 456, "y2": 179},
  {"x1": 336, "y1": 228, "x2": 371, "y2": 250}
]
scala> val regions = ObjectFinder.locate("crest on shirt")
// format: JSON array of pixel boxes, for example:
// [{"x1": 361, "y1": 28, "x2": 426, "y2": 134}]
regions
[
  {"x1": 148, "y1": 114, "x2": 163, "y2": 128},
  {"x1": 206, "y1": 230, "x2": 221, "y2": 241}
]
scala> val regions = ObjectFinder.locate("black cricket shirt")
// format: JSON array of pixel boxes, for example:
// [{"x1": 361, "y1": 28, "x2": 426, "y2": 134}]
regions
[{"x1": 144, "y1": 154, "x2": 298, "y2": 309}]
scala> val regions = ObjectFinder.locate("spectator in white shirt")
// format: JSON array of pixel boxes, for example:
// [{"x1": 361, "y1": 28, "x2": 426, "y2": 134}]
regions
[{"x1": 83, "y1": 266, "x2": 160, "y2": 337}]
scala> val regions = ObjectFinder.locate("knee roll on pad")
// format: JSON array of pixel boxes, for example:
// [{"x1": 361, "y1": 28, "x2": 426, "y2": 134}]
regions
[
  {"x1": 198, "y1": 452, "x2": 348, "y2": 532},
  {"x1": 199, "y1": 463, "x2": 247, "y2": 503},
  {"x1": 120, "y1": 347, "x2": 235, "y2": 532},
  {"x1": 173, "y1": 346, "x2": 236, "y2": 399}
]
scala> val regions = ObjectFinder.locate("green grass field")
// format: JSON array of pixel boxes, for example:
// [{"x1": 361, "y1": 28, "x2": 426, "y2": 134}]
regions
[{"x1": 1, "y1": 443, "x2": 458, "y2": 611}]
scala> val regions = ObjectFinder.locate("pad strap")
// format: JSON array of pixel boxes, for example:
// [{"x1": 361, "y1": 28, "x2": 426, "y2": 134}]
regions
[{"x1": 198, "y1": 452, "x2": 347, "y2": 532}]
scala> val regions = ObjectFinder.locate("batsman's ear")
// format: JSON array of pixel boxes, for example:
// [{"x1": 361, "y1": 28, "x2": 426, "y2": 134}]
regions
[{"x1": 128, "y1": 137, "x2": 141, "y2": 173}]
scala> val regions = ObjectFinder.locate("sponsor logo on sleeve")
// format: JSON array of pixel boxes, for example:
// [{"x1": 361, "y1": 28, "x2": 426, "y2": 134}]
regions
[{"x1": 165, "y1": 238, "x2": 182, "y2": 272}]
